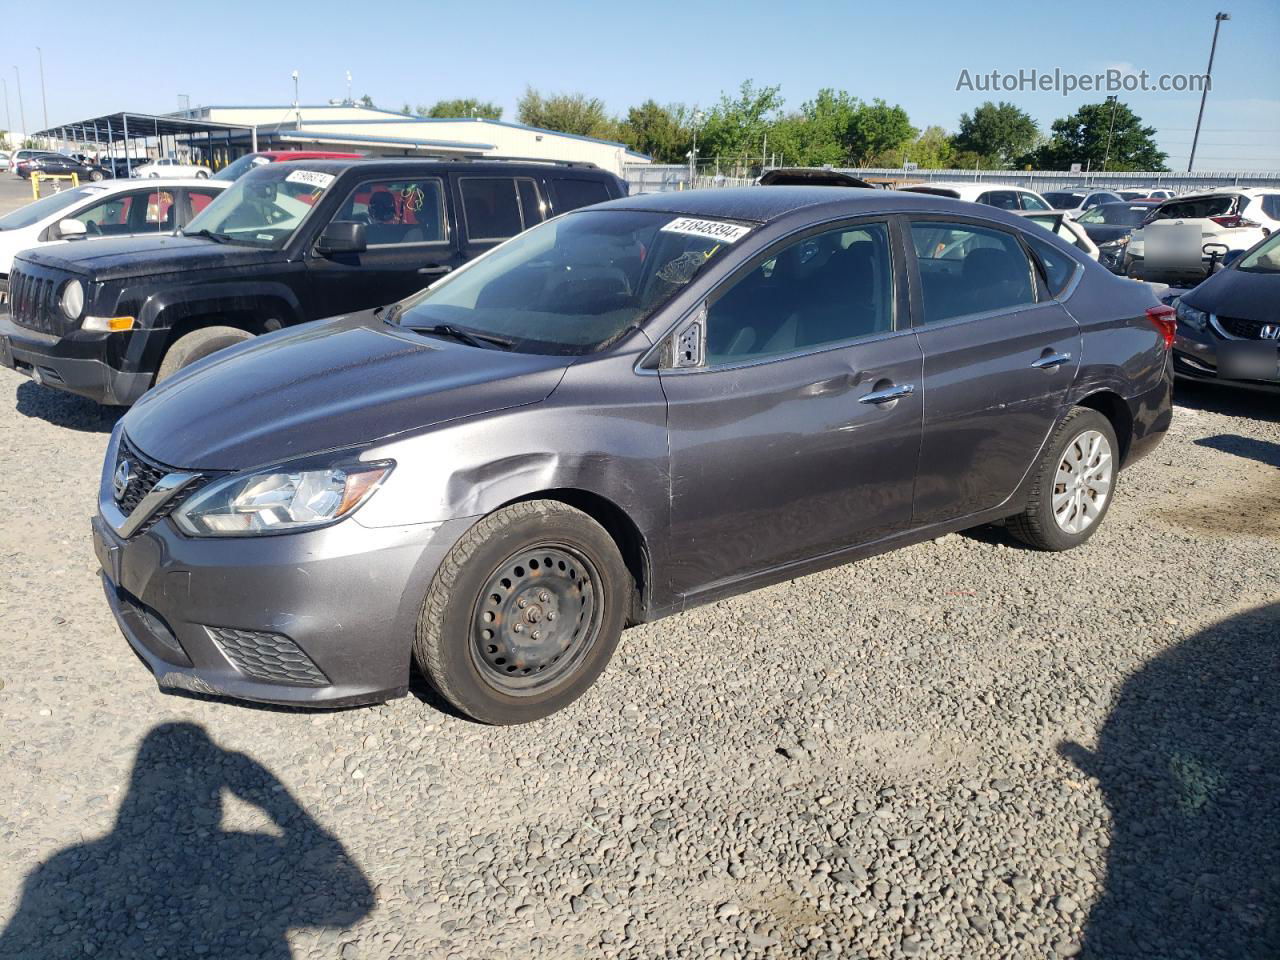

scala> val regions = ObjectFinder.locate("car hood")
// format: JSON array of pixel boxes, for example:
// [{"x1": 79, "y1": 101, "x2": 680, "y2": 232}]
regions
[
  {"x1": 121, "y1": 313, "x2": 573, "y2": 471},
  {"x1": 1182, "y1": 266, "x2": 1280, "y2": 318},
  {"x1": 16, "y1": 234, "x2": 274, "y2": 281}
]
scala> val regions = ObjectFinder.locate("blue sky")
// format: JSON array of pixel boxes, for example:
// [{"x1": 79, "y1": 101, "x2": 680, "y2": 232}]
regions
[{"x1": 3, "y1": 0, "x2": 1277, "y2": 170}]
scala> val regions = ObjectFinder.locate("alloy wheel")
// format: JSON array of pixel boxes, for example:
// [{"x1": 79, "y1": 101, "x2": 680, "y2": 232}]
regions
[{"x1": 1053, "y1": 429, "x2": 1113, "y2": 534}]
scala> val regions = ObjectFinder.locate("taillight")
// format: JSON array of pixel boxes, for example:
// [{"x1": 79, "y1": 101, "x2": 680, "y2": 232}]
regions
[
  {"x1": 1147, "y1": 304, "x2": 1176, "y2": 348},
  {"x1": 1209, "y1": 215, "x2": 1262, "y2": 228}
]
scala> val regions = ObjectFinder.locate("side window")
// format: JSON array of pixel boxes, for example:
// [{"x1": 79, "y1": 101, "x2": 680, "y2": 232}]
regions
[
  {"x1": 70, "y1": 194, "x2": 136, "y2": 235},
  {"x1": 145, "y1": 191, "x2": 176, "y2": 227},
  {"x1": 979, "y1": 191, "x2": 1020, "y2": 210},
  {"x1": 187, "y1": 189, "x2": 220, "y2": 217},
  {"x1": 910, "y1": 221, "x2": 1036, "y2": 324},
  {"x1": 335, "y1": 178, "x2": 447, "y2": 245},
  {"x1": 705, "y1": 222, "x2": 894, "y2": 365},
  {"x1": 517, "y1": 178, "x2": 545, "y2": 227},
  {"x1": 460, "y1": 178, "x2": 523, "y2": 241},
  {"x1": 1020, "y1": 192, "x2": 1051, "y2": 211},
  {"x1": 553, "y1": 178, "x2": 613, "y2": 213},
  {"x1": 1024, "y1": 233, "x2": 1079, "y2": 298}
]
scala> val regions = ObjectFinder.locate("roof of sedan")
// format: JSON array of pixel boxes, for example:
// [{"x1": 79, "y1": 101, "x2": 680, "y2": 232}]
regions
[{"x1": 600, "y1": 186, "x2": 995, "y2": 223}]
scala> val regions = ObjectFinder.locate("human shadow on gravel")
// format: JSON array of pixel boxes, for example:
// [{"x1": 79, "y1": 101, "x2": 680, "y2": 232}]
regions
[
  {"x1": 0, "y1": 722, "x2": 373, "y2": 959},
  {"x1": 1194, "y1": 434, "x2": 1280, "y2": 469},
  {"x1": 1061, "y1": 603, "x2": 1279, "y2": 960},
  {"x1": 14, "y1": 380, "x2": 124, "y2": 433}
]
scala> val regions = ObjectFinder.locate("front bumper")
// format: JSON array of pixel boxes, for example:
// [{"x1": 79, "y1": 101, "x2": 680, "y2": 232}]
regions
[
  {"x1": 1173, "y1": 321, "x2": 1280, "y2": 394},
  {"x1": 93, "y1": 503, "x2": 475, "y2": 708},
  {"x1": 0, "y1": 307, "x2": 151, "y2": 405}
]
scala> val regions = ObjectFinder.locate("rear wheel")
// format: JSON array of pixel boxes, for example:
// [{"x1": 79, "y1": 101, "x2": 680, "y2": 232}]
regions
[
  {"x1": 1008, "y1": 408, "x2": 1118, "y2": 551},
  {"x1": 89, "y1": 170, "x2": 104, "y2": 182},
  {"x1": 414, "y1": 500, "x2": 629, "y2": 724},
  {"x1": 155, "y1": 326, "x2": 255, "y2": 383}
]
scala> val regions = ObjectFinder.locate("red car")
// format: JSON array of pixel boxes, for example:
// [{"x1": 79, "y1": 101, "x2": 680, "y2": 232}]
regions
[{"x1": 211, "y1": 150, "x2": 363, "y2": 182}]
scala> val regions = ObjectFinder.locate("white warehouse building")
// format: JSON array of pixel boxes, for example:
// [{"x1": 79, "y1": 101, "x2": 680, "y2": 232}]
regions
[{"x1": 181, "y1": 104, "x2": 651, "y2": 176}]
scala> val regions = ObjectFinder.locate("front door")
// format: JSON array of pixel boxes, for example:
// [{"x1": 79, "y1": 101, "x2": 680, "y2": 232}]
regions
[
  {"x1": 660, "y1": 219, "x2": 924, "y2": 600},
  {"x1": 906, "y1": 218, "x2": 1082, "y2": 525},
  {"x1": 303, "y1": 175, "x2": 465, "y2": 319}
]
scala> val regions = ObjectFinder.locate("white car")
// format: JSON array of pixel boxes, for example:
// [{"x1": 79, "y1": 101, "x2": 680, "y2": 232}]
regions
[
  {"x1": 0, "y1": 178, "x2": 227, "y2": 283},
  {"x1": 898, "y1": 181, "x2": 1055, "y2": 212},
  {"x1": 1117, "y1": 188, "x2": 1176, "y2": 201},
  {"x1": 1041, "y1": 188, "x2": 1125, "y2": 219},
  {"x1": 0, "y1": 152, "x2": 10, "y2": 172},
  {"x1": 131, "y1": 157, "x2": 213, "y2": 179},
  {"x1": 1124, "y1": 188, "x2": 1280, "y2": 283}
]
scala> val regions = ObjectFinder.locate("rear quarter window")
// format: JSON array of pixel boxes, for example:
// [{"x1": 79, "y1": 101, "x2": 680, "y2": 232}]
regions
[
  {"x1": 553, "y1": 178, "x2": 614, "y2": 213},
  {"x1": 1024, "y1": 233, "x2": 1080, "y2": 298}
]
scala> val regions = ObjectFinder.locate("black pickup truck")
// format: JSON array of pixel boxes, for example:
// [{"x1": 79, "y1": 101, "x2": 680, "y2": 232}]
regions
[{"x1": 0, "y1": 157, "x2": 626, "y2": 405}]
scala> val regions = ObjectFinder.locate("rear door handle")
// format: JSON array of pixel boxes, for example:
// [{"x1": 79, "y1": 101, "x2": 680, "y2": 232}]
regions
[
  {"x1": 417, "y1": 264, "x2": 453, "y2": 276},
  {"x1": 1031, "y1": 352, "x2": 1072, "y2": 369},
  {"x1": 859, "y1": 383, "x2": 915, "y2": 405}
]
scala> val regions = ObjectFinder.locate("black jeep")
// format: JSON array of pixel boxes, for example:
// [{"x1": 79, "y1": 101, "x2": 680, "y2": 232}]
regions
[{"x1": 0, "y1": 157, "x2": 626, "y2": 405}]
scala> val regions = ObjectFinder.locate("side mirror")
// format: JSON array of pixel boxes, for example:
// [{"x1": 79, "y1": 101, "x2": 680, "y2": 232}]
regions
[
  {"x1": 316, "y1": 221, "x2": 366, "y2": 255},
  {"x1": 57, "y1": 219, "x2": 88, "y2": 240}
]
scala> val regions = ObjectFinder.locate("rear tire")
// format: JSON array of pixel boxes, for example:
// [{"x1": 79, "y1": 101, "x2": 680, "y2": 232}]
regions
[
  {"x1": 155, "y1": 326, "x2": 255, "y2": 383},
  {"x1": 1008, "y1": 407, "x2": 1118, "y2": 552},
  {"x1": 414, "y1": 500, "x2": 630, "y2": 724}
]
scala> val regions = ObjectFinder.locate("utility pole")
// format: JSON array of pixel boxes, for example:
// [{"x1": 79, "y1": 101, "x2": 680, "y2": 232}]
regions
[
  {"x1": 1, "y1": 77, "x2": 11, "y2": 149},
  {"x1": 12, "y1": 66, "x2": 26, "y2": 147},
  {"x1": 1102, "y1": 95, "x2": 1119, "y2": 172},
  {"x1": 688, "y1": 109, "x2": 705, "y2": 186},
  {"x1": 346, "y1": 70, "x2": 352, "y2": 106},
  {"x1": 291, "y1": 70, "x2": 301, "y2": 127},
  {"x1": 1189, "y1": 11, "x2": 1230, "y2": 172}
]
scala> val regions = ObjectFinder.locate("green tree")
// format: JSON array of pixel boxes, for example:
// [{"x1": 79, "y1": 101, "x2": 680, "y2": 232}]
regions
[
  {"x1": 878, "y1": 125, "x2": 960, "y2": 169},
  {"x1": 418, "y1": 98, "x2": 503, "y2": 120},
  {"x1": 1030, "y1": 101, "x2": 1168, "y2": 171},
  {"x1": 616, "y1": 100, "x2": 691, "y2": 163},
  {"x1": 768, "y1": 89, "x2": 862, "y2": 167},
  {"x1": 698, "y1": 80, "x2": 784, "y2": 163},
  {"x1": 359, "y1": 94, "x2": 376, "y2": 109},
  {"x1": 848, "y1": 99, "x2": 917, "y2": 167},
  {"x1": 516, "y1": 88, "x2": 615, "y2": 139},
  {"x1": 952, "y1": 101, "x2": 1040, "y2": 168},
  {"x1": 400, "y1": 103, "x2": 412, "y2": 116}
]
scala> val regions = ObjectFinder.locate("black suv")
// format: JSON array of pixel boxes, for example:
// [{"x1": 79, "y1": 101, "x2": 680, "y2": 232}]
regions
[{"x1": 0, "y1": 158, "x2": 626, "y2": 405}]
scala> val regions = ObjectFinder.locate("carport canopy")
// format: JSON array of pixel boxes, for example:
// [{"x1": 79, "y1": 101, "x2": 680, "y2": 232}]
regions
[{"x1": 33, "y1": 112, "x2": 254, "y2": 174}]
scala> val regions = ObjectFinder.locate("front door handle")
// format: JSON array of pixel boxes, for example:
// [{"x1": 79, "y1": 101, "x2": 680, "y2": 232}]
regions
[
  {"x1": 1031, "y1": 351, "x2": 1072, "y2": 370},
  {"x1": 859, "y1": 383, "x2": 915, "y2": 405},
  {"x1": 417, "y1": 264, "x2": 453, "y2": 277}
]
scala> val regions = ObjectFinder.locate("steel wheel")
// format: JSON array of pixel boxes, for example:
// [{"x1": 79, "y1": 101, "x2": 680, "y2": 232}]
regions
[
  {"x1": 470, "y1": 543, "x2": 602, "y2": 695},
  {"x1": 1053, "y1": 429, "x2": 1113, "y2": 534}
]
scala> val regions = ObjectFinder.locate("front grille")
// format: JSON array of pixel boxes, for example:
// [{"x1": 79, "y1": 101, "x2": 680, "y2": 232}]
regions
[
  {"x1": 113, "y1": 436, "x2": 206, "y2": 535},
  {"x1": 206, "y1": 627, "x2": 329, "y2": 686},
  {"x1": 1216, "y1": 315, "x2": 1275, "y2": 340},
  {"x1": 7, "y1": 266, "x2": 70, "y2": 336}
]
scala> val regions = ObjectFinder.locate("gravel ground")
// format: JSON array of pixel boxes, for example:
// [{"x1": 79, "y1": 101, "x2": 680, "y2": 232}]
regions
[{"x1": 0, "y1": 367, "x2": 1276, "y2": 960}]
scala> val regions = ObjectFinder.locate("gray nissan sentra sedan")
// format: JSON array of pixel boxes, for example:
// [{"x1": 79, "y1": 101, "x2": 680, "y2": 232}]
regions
[{"x1": 93, "y1": 187, "x2": 1174, "y2": 724}]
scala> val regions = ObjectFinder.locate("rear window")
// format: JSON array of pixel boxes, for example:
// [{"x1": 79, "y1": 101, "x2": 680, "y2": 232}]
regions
[
  {"x1": 553, "y1": 178, "x2": 614, "y2": 213},
  {"x1": 1149, "y1": 195, "x2": 1238, "y2": 221},
  {"x1": 1043, "y1": 192, "x2": 1086, "y2": 208}
]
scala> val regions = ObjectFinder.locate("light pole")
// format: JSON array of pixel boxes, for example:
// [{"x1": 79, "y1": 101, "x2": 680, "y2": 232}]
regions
[
  {"x1": 1, "y1": 77, "x2": 11, "y2": 150},
  {"x1": 36, "y1": 47, "x2": 48, "y2": 139},
  {"x1": 688, "y1": 109, "x2": 705, "y2": 186},
  {"x1": 1188, "y1": 11, "x2": 1230, "y2": 172},
  {"x1": 1102, "y1": 95, "x2": 1119, "y2": 172},
  {"x1": 12, "y1": 66, "x2": 26, "y2": 147},
  {"x1": 291, "y1": 70, "x2": 301, "y2": 127}
]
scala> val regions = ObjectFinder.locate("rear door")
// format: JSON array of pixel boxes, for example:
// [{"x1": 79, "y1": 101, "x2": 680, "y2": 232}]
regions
[
  {"x1": 304, "y1": 174, "x2": 463, "y2": 317},
  {"x1": 907, "y1": 217, "x2": 1081, "y2": 525},
  {"x1": 453, "y1": 175, "x2": 545, "y2": 259},
  {"x1": 660, "y1": 218, "x2": 923, "y2": 598}
]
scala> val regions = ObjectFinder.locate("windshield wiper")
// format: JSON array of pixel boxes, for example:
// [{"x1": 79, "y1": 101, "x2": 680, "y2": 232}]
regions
[
  {"x1": 183, "y1": 228, "x2": 230, "y2": 244},
  {"x1": 410, "y1": 323, "x2": 513, "y2": 350}
]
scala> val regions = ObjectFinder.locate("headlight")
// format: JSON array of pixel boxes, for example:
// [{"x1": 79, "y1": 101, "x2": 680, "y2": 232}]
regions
[
  {"x1": 173, "y1": 459, "x2": 394, "y2": 537},
  {"x1": 1174, "y1": 298, "x2": 1208, "y2": 331},
  {"x1": 60, "y1": 279, "x2": 85, "y2": 319}
]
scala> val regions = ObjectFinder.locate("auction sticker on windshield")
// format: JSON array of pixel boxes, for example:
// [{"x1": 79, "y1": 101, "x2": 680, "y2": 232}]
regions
[
  {"x1": 660, "y1": 217, "x2": 752, "y2": 244},
  {"x1": 285, "y1": 170, "x2": 336, "y2": 189}
]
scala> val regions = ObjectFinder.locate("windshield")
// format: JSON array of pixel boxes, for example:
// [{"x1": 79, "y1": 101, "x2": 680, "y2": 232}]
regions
[
  {"x1": 1078, "y1": 204, "x2": 1152, "y2": 226},
  {"x1": 1237, "y1": 232, "x2": 1280, "y2": 273},
  {"x1": 0, "y1": 187, "x2": 98, "y2": 230},
  {"x1": 1043, "y1": 192, "x2": 1086, "y2": 208},
  {"x1": 212, "y1": 153, "x2": 272, "y2": 182},
  {"x1": 398, "y1": 209, "x2": 748, "y2": 355},
  {"x1": 183, "y1": 164, "x2": 333, "y2": 248}
]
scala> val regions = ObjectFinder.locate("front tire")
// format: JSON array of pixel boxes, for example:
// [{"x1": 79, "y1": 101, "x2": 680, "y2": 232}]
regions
[
  {"x1": 1008, "y1": 407, "x2": 1118, "y2": 552},
  {"x1": 414, "y1": 500, "x2": 630, "y2": 724},
  {"x1": 155, "y1": 326, "x2": 255, "y2": 383}
]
